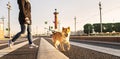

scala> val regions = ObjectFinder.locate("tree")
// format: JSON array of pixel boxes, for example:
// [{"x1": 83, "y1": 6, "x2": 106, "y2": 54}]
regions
[
  {"x1": 84, "y1": 24, "x2": 92, "y2": 34},
  {"x1": 93, "y1": 23, "x2": 101, "y2": 33},
  {"x1": 84, "y1": 22, "x2": 120, "y2": 33},
  {"x1": 103, "y1": 23, "x2": 113, "y2": 32},
  {"x1": 114, "y1": 23, "x2": 120, "y2": 32}
]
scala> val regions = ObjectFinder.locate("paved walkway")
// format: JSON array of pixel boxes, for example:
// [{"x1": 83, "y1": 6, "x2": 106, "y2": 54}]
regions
[
  {"x1": 0, "y1": 37, "x2": 69, "y2": 59},
  {"x1": 37, "y1": 38, "x2": 69, "y2": 59},
  {"x1": 71, "y1": 41, "x2": 120, "y2": 57},
  {"x1": 0, "y1": 38, "x2": 39, "y2": 59}
]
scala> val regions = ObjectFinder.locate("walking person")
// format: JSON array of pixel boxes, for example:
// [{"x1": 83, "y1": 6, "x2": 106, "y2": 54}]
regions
[{"x1": 9, "y1": 0, "x2": 38, "y2": 48}]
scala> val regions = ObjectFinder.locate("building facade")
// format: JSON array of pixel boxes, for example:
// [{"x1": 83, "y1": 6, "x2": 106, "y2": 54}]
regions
[{"x1": 0, "y1": 22, "x2": 4, "y2": 38}]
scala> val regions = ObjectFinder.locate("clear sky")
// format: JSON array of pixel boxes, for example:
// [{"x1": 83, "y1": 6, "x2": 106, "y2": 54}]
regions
[{"x1": 0, "y1": 0, "x2": 120, "y2": 34}]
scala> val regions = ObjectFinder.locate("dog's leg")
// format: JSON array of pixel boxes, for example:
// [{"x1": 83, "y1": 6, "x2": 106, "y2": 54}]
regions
[
  {"x1": 54, "y1": 41, "x2": 58, "y2": 49},
  {"x1": 67, "y1": 42, "x2": 70, "y2": 51},
  {"x1": 54, "y1": 40, "x2": 60, "y2": 50},
  {"x1": 60, "y1": 43, "x2": 65, "y2": 51}
]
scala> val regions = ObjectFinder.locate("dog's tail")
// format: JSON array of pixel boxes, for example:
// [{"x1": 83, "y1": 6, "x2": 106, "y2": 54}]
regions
[
  {"x1": 52, "y1": 30, "x2": 56, "y2": 34},
  {"x1": 50, "y1": 30, "x2": 56, "y2": 37},
  {"x1": 50, "y1": 30, "x2": 57, "y2": 34}
]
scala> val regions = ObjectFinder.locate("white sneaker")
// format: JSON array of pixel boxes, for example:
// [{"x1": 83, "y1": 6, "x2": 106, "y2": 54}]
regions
[
  {"x1": 29, "y1": 43, "x2": 38, "y2": 48},
  {"x1": 8, "y1": 40, "x2": 14, "y2": 48}
]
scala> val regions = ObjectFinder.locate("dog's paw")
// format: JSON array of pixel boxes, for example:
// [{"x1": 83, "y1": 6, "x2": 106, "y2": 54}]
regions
[
  {"x1": 67, "y1": 47, "x2": 70, "y2": 51},
  {"x1": 61, "y1": 49, "x2": 66, "y2": 52}
]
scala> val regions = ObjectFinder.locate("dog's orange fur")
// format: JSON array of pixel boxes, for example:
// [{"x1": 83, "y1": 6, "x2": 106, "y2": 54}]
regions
[{"x1": 52, "y1": 27, "x2": 71, "y2": 51}]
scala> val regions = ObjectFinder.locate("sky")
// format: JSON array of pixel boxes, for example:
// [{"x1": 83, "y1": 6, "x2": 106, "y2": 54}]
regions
[{"x1": 0, "y1": 0, "x2": 120, "y2": 35}]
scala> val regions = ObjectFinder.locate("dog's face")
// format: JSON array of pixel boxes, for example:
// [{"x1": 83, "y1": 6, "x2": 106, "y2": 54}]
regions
[{"x1": 62, "y1": 27, "x2": 70, "y2": 37}]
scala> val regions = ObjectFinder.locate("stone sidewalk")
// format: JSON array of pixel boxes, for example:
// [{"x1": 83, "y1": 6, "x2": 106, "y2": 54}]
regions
[
  {"x1": 0, "y1": 37, "x2": 69, "y2": 59},
  {"x1": 0, "y1": 38, "x2": 40, "y2": 59}
]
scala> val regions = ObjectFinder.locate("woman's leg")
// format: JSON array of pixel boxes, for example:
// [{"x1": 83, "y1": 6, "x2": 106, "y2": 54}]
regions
[
  {"x1": 27, "y1": 24, "x2": 32, "y2": 44},
  {"x1": 27, "y1": 24, "x2": 38, "y2": 48},
  {"x1": 12, "y1": 24, "x2": 26, "y2": 42}
]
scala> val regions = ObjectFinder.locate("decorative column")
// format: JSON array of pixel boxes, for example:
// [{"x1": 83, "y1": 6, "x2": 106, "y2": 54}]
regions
[{"x1": 53, "y1": 9, "x2": 59, "y2": 30}]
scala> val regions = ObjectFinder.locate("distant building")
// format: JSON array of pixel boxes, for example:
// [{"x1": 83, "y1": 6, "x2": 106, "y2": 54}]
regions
[
  {"x1": 0, "y1": 22, "x2": 4, "y2": 38},
  {"x1": 77, "y1": 30, "x2": 84, "y2": 35},
  {"x1": 71, "y1": 30, "x2": 84, "y2": 35}
]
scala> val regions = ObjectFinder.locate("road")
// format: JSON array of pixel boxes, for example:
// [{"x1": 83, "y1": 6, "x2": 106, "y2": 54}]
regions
[{"x1": 71, "y1": 39, "x2": 120, "y2": 50}]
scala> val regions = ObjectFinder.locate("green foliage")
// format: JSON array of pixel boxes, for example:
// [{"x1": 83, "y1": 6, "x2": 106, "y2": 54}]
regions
[
  {"x1": 84, "y1": 23, "x2": 120, "y2": 33},
  {"x1": 45, "y1": 21, "x2": 47, "y2": 24},
  {"x1": 84, "y1": 23, "x2": 92, "y2": 34},
  {"x1": 102, "y1": 23, "x2": 113, "y2": 32},
  {"x1": 114, "y1": 23, "x2": 120, "y2": 32},
  {"x1": 93, "y1": 23, "x2": 101, "y2": 32},
  {"x1": 6, "y1": 28, "x2": 8, "y2": 31},
  {"x1": 49, "y1": 26, "x2": 53, "y2": 30}
]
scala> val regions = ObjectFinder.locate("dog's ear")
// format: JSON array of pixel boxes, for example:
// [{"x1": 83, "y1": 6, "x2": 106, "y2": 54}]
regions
[
  {"x1": 68, "y1": 27, "x2": 70, "y2": 29},
  {"x1": 62, "y1": 27, "x2": 64, "y2": 30}
]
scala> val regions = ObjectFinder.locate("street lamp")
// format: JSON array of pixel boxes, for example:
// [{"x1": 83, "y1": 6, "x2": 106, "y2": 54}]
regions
[
  {"x1": 99, "y1": 1, "x2": 102, "y2": 33},
  {"x1": 44, "y1": 21, "x2": 48, "y2": 35},
  {"x1": 7, "y1": 2, "x2": 11, "y2": 38},
  {"x1": 74, "y1": 16, "x2": 76, "y2": 35}
]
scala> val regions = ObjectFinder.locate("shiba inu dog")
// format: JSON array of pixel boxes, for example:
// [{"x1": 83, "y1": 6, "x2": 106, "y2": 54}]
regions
[{"x1": 52, "y1": 27, "x2": 71, "y2": 51}]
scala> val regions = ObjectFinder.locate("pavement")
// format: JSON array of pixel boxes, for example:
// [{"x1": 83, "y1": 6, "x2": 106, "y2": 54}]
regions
[
  {"x1": 1, "y1": 37, "x2": 119, "y2": 59},
  {"x1": 0, "y1": 37, "x2": 69, "y2": 59},
  {"x1": 70, "y1": 41, "x2": 120, "y2": 57},
  {"x1": 0, "y1": 37, "x2": 39, "y2": 59}
]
